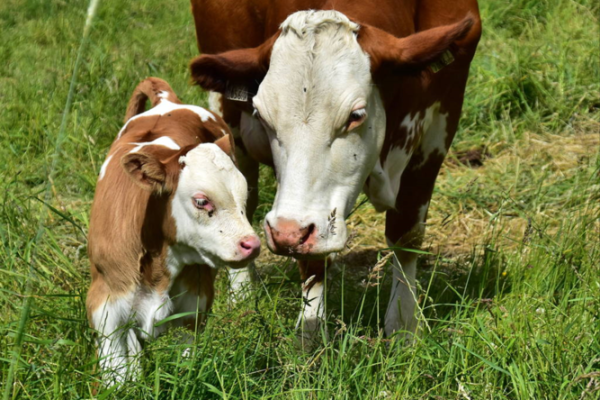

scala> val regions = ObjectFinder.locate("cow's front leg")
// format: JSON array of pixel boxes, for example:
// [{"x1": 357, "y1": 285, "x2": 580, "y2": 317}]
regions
[
  {"x1": 385, "y1": 239, "x2": 421, "y2": 340},
  {"x1": 295, "y1": 259, "x2": 327, "y2": 347},
  {"x1": 384, "y1": 193, "x2": 430, "y2": 341}
]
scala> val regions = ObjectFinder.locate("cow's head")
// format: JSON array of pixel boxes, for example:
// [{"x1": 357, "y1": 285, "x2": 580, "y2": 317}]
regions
[
  {"x1": 190, "y1": 10, "x2": 473, "y2": 258},
  {"x1": 122, "y1": 135, "x2": 260, "y2": 268}
]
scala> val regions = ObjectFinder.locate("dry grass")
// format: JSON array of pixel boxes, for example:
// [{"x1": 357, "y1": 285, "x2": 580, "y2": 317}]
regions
[{"x1": 339, "y1": 117, "x2": 600, "y2": 262}]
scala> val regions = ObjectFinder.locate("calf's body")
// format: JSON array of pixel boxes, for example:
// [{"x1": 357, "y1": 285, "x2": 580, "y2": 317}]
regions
[{"x1": 87, "y1": 78, "x2": 259, "y2": 383}]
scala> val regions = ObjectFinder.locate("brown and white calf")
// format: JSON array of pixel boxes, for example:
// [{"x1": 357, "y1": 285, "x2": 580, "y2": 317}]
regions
[
  {"x1": 86, "y1": 77, "x2": 260, "y2": 383},
  {"x1": 189, "y1": 0, "x2": 481, "y2": 341}
]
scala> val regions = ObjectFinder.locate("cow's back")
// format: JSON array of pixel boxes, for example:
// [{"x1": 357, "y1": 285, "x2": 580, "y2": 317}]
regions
[{"x1": 191, "y1": 0, "x2": 327, "y2": 54}]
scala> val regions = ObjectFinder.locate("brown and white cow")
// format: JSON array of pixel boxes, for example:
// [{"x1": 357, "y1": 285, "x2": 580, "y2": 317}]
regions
[
  {"x1": 86, "y1": 77, "x2": 260, "y2": 383},
  {"x1": 189, "y1": 0, "x2": 481, "y2": 340}
]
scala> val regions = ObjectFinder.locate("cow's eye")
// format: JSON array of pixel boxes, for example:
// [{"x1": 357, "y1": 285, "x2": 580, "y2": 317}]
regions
[{"x1": 347, "y1": 108, "x2": 367, "y2": 131}]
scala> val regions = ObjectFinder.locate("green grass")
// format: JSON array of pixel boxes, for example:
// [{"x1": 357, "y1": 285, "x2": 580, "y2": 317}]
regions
[{"x1": 1, "y1": 0, "x2": 598, "y2": 398}]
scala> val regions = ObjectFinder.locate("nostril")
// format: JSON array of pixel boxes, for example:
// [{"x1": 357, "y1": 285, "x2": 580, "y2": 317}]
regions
[
  {"x1": 299, "y1": 224, "x2": 315, "y2": 245},
  {"x1": 240, "y1": 236, "x2": 260, "y2": 256}
]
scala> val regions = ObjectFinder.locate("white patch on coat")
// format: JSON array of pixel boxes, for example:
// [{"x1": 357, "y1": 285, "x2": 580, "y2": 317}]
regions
[
  {"x1": 365, "y1": 146, "x2": 411, "y2": 211},
  {"x1": 117, "y1": 99, "x2": 216, "y2": 138},
  {"x1": 363, "y1": 103, "x2": 443, "y2": 211},
  {"x1": 170, "y1": 143, "x2": 257, "y2": 269},
  {"x1": 135, "y1": 290, "x2": 173, "y2": 339},
  {"x1": 99, "y1": 154, "x2": 113, "y2": 180},
  {"x1": 417, "y1": 103, "x2": 449, "y2": 168},
  {"x1": 256, "y1": 10, "x2": 386, "y2": 255},
  {"x1": 208, "y1": 92, "x2": 223, "y2": 117},
  {"x1": 129, "y1": 136, "x2": 180, "y2": 154},
  {"x1": 92, "y1": 293, "x2": 140, "y2": 385}
]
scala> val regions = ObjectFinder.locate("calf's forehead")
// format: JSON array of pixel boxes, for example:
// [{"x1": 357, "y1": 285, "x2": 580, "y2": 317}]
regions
[{"x1": 179, "y1": 144, "x2": 247, "y2": 205}]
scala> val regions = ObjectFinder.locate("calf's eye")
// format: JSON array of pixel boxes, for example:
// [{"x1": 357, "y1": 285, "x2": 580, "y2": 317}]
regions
[
  {"x1": 192, "y1": 195, "x2": 214, "y2": 213},
  {"x1": 194, "y1": 198, "x2": 209, "y2": 208}
]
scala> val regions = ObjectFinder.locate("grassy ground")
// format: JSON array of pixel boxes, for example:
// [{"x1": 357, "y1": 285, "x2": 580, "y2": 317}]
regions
[{"x1": 1, "y1": 0, "x2": 598, "y2": 398}]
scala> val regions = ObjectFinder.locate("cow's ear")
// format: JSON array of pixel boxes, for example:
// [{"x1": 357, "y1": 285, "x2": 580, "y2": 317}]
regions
[
  {"x1": 214, "y1": 134, "x2": 237, "y2": 164},
  {"x1": 189, "y1": 33, "x2": 278, "y2": 94},
  {"x1": 122, "y1": 152, "x2": 168, "y2": 193},
  {"x1": 359, "y1": 14, "x2": 475, "y2": 72}
]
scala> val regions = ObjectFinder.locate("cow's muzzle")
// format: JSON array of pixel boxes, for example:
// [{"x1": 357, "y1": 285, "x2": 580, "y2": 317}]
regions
[{"x1": 265, "y1": 218, "x2": 323, "y2": 258}]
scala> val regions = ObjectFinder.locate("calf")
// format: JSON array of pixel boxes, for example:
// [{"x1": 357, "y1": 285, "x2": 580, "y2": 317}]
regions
[{"x1": 86, "y1": 77, "x2": 260, "y2": 383}]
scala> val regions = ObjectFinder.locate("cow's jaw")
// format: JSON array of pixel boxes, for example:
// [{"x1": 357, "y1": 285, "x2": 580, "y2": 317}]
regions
[{"x1": 254, "y1": 10, "x2": 386, "y2": 258}]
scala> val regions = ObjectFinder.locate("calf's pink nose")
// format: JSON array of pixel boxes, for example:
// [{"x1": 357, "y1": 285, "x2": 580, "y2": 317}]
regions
[{"x1": 239, "y1": 235, "x2": 261, "y2": 259}]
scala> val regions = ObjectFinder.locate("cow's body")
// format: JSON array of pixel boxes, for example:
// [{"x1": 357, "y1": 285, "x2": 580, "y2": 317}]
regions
[
  {"x1": 87, "y1": 78, "x2": 260, "y2": 383},
  {"x1": 190, "y1": 0, "x2": 481, "y2": 340}
]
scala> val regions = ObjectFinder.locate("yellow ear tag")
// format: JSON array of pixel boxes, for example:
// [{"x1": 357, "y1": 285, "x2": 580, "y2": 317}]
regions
[
  {"x1": 429, "y1": 50, "x2": 455, "y2": 73},
  {"x1": 225, "y1": 83, "x2": 250, "y2": 102}
]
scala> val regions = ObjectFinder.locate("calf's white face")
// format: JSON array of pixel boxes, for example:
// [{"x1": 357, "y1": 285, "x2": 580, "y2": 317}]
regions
[
  {"x1": 253, "y1": 11, "x2": 386, "y2": 257},
  {"x1": 170, "y1": 143, "x2": 259, "y2": 268}
]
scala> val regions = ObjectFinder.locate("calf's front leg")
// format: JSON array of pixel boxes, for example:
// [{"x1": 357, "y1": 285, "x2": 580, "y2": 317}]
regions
[{"x1": 87, "y1": 283, "x2": 141, "y2": 385}]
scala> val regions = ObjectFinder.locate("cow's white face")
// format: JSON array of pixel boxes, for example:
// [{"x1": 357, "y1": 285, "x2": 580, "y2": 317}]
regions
[
  {"x1": 171, "y1": 143, "x2": 260, "y2": 268},
  {"x1": 252, "y1": 11, "x2": 386, "y2": 257}
]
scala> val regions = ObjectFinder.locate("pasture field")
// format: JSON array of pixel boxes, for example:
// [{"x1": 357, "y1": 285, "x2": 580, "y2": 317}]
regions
[{"x1": 0, "y1": 0, "x2": 598, "y2": 398}]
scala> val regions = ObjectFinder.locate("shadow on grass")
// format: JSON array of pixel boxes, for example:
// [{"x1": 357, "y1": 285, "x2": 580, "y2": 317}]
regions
[{"x1": 257, "y1": 244, "x2": 512, "y2": 334}]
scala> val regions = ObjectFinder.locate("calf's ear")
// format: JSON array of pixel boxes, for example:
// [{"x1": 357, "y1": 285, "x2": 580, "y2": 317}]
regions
[
  {"x1": 359, "y1": 14, "x2": 476, "y2": 72},
  {"x1": 213, "y1": 134, "x2": 237, "y2": 164},
  {"x1": 121, "y1": 152, "x2": 168, "y2": 192},
  {"x1": 189, "y1": 34, "x2": 278, "y2": 94}
]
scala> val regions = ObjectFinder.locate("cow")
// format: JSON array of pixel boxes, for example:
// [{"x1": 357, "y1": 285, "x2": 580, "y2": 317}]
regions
[
  {"x1": 86, "y1": 77, "x2": 260, "y2": 383},
  {"x1": 188, "y1": 0, "x2": 481, "y2": 342}
]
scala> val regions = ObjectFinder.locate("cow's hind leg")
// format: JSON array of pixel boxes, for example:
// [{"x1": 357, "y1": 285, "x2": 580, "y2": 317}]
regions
[
  {"x1": 87, "y1": 279, "x2": 140, "y2": 385},
  {"x1": 384, "y1": 100, "x2": 463, "y2": 339}
]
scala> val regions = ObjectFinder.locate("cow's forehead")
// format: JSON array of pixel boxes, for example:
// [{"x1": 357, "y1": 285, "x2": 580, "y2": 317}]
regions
[
  {"x1": 270, "y1": 12, "x2": 369, "y2": 77},
  {"x1": 257, "y1": 11, "x2": 371, "y2": 123}
]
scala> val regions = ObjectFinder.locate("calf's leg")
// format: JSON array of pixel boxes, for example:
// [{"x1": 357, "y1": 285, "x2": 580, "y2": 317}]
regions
[
  {"x1": 170, "y1": 264, "x2": 217, "y2": 354},
  {"x1": 87, "y1": 279, "x2": 140, "y2": 385}
]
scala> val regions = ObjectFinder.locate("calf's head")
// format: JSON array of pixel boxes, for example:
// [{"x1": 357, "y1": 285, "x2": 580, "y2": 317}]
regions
[
  {"x1": 191, "y1": 10, "x2": 474, "y2": 258},
  {"x1": 122, "y1": 137, "x2": 260, "y2": 268}
]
